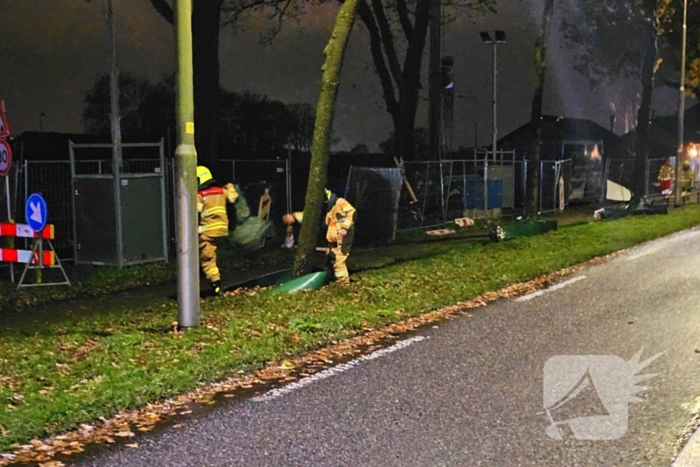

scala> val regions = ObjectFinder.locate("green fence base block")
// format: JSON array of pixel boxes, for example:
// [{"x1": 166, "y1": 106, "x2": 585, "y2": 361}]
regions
[
  {"x1": 225, "y1": 267, "x2": 330, "y2": 295},
  {"x1": 489, "y1": 218, "x2": 558, "y2": 242}
]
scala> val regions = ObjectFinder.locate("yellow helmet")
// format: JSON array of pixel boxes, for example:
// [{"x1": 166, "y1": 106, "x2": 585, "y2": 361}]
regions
[
  {"x1": 325, "y1": 188, "x2": 332, "y2": 201},
  {"x1": 684, "y1": 160, "x2": 691, "y2": 167},
  {"x1": 197, "y1": 166, "x2": 212, "y2": 185}
]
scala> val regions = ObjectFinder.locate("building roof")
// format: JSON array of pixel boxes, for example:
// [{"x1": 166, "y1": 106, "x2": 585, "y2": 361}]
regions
[{"x1": 499, "y1": 115, "x2": 622, "y2": 146}]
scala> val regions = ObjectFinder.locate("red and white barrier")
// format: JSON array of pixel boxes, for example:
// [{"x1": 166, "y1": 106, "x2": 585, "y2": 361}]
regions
[
  {"x1": 0, "y1": 223, "x2": 54, "y2": 239},
  {"x1": 0, "y1": 223, "x2": 56, "y2": 267},
  {"x1": 0, "y1": 248, "x2": 54, "y2": 266}
]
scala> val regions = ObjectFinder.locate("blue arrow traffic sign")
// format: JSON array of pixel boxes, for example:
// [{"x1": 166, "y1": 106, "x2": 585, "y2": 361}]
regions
[{"x1": 25, "y1": 193, "x2": 47, "y2": 233}]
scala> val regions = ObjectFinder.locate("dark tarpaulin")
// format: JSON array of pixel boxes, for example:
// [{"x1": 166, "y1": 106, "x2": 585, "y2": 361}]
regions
[{"x1": 344, "y1": 167, "x2": 403, "y2": 244}]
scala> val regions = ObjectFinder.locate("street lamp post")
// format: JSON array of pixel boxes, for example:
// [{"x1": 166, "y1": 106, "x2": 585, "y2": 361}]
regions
[
  {"x1": 675, "y1": 0, "x2": 689, "y2": 207},
  {"x1": 480, "y1": 30, "x2": 505, "y2": 212}
]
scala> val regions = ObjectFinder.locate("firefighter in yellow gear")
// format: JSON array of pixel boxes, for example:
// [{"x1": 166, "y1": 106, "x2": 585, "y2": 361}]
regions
[
  {"x1": 197, "y1": 165, "x2": 239, "y2": 295},
  {"x1": 283, "y1": 189, "x2": 356, "y2": 285},
  {"x1": 682, "y1": 160, "x2": 694, "y2": 194},
  {"x1": 657, "y1": 159, "x2": 675, "y2": 194}
]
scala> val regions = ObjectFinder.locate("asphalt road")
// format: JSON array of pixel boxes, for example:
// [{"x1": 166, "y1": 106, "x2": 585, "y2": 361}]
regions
[{"x1": 74, "y1": 228, "x2": 700, "y2": 467}]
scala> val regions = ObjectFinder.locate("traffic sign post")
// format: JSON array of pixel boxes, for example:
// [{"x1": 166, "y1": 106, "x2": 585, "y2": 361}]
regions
[
  {"x1": 13, "y1": 194, "x2": 70, "y2": 288},
  {"x1": 0, "y1": 100, "x2": 12, "y2": 282}
]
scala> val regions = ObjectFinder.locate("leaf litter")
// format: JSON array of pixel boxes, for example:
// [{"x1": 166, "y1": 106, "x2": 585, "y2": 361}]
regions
[{"x1": 0, "y1": 247, "x2": 631, "y2": 466}]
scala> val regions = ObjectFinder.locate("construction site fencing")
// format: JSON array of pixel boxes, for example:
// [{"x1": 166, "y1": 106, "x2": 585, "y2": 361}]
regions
[
  {"x1": 645, "y1": 158, "x2": 669, "y2": 197},
  {"x1": 399, "y1": 152, "x2": 518, "y2": 230},
  {"x1": 539, "y1": 159, "x2": 572, "y2": 213},
  {"x1": 14, "y1": 156, "x2": 292, "y2": 263},
  {"x1": 16, "y1": 160, "x2": 74, "y2": 259}
]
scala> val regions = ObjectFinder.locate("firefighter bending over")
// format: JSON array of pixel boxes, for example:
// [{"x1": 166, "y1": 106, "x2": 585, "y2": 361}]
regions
[
  {"x1": 283, "y1": 188, "x2": 356, "y2": 285},
  {"x1": 197, "y1": 165, "x2": 238, "y2": 295}
]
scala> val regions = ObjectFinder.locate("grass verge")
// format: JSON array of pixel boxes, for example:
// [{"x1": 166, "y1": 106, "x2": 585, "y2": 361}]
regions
[{"x1": 1, "y1": 205, "x2": 700, "y2": 452}]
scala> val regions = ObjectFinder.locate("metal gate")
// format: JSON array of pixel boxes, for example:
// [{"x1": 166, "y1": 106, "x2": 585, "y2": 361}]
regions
[{"x1": 69, "y1": 141, "x2": 168, "y2": 267}]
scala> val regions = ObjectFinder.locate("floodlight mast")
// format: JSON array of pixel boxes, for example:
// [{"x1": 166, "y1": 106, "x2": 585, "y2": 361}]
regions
[{"x1": 480, "y1": 30, "x2": 506, "y2": 211}]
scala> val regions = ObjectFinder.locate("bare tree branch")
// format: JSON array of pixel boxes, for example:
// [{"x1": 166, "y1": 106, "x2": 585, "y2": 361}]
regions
[
  {"x1": 395, "y1": 0, "x2": 415, "y2": 42},
  {"x1": 149, "y1": 0, "x2": 174, "y2": 24},
  {"x1": 371, "y1": 0, "x2": 405, "y2": 97},
  {"x1": 358, "y1": 0, "x2": 399, "y2": 118}
]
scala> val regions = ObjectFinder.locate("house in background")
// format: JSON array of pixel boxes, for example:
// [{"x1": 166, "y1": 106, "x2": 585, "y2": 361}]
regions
[{"x1": 498, "y1": 116, "x2": 629, "y2": 207}]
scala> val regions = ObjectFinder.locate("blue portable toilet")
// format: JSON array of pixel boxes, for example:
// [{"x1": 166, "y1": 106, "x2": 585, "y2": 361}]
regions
[{"x1": 488, "y1": 180, "x2": 503, "y2": 209}]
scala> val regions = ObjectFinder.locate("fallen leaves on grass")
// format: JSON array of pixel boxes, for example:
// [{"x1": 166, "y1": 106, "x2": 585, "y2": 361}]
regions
[
  {"x1": 0, "y1": 248, "x2": 630, "y2": 466},
  {"x1": 71, "y1": 338, "x2": 100, "y2": 362}
]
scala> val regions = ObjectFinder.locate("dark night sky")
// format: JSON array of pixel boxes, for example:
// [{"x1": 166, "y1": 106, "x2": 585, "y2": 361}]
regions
[{"x1": 0, "y1": 0, "x2": 686, "y2": 152}]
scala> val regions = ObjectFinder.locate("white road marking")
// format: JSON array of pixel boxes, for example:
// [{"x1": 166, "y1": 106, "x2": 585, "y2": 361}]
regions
[
  {"x1": 253, "y1": 335, "x2": 428, "y2": 402},
  {"x1": 515, "y1": 276, "x2": 587, "y2": 302}
]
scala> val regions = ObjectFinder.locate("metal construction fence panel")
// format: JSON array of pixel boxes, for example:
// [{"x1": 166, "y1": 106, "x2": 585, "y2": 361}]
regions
[
  {"x1": 539, "y1": 159, "x2": 572, "y2": 213},
  {"x1": 69, "y1": 142, "x2": 168, "y2": 267},
  {"x1": 399, "y1": 154, "x2": 518, "y2": 229},
  {"x1": 16, "y1": 157, "x2": 290, "y2": 263},
  {"x1": 400, "y1": 161, "x2": 452, "y2": 229},
  {"x1": 645, "y1": 158, "x2": 669, "y2": 196},
  {"x1": 18, "y1": 160, "x2": 74, "y2": 259}
]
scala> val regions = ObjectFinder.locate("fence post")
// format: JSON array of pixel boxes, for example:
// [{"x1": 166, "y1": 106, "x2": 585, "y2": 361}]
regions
[
  {"x1": 644, "y1": 159, "x2": 650, "y2": 197},
  {"x1": 286, "y1": 158, "x2": 292, "y2": 214},
  {"x1": 539, "y1": 161, "x2": 543, "y2": 213},
  {"x1": 483, "y1": 158, "x2": 488, "y2": 212}
]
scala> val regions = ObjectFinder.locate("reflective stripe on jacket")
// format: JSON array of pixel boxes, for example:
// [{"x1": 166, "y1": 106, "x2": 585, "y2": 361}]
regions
[{"x1": 197, "y1": 184, "x2": 239, "y2": 237}]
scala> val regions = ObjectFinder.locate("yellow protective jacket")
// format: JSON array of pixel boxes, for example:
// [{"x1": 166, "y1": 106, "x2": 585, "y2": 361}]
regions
[
  {"x1": 325, "y1": 198, "x2": 356, "y2": 243},
  {"x1": 197, "y1": 183, "x2": 239, "y2": 237},
  {"x1": 682, "y1": 167, "x2": 694, "y2": 190},
  {"x1": 291, "y1": 198, "x2": 356, "y2": 241},
  {"x1": 658, "y1": 163, "x2": 675, "y2": 181}
]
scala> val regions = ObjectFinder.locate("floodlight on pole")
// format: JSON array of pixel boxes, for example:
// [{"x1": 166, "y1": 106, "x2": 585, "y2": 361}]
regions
[{"x1": 480, "y1": 30, "x2": 506, "y2": 211}]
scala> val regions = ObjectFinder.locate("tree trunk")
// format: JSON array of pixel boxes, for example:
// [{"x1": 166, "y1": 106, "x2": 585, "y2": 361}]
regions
[
  {"x1": 525, "y1": 0, "x2": 554, "y2": 216},
  {"x1": 632, "y1": 24, "x2": 658, "y2": 198},
  {"x1": 394, "y1": 0, "x2": 430, "y2": 160},
  {"x1": 192, "y1": 0, "x2": 224, "y2": 170},
  {"x1": 292, "y1": 0, "x2": 360, "y2": 278},
  {"x1": 395, "y1": 99, "x2": 418, "y2": 159}
]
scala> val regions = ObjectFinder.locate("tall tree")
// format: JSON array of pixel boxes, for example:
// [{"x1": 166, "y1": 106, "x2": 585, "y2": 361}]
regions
[
  {"x1": 82, "y1": 73, "x2": 154, "y2": 135},
  {"x1": 525, "y1": 0, "x2": 554, "y2": 215},
  {"x1": 287, "y1": 103, "x2": 316, "y2": 152},
  {"x1": 562, "y1": 0, "x2": 669, "y2": 197},
  {"x1": 293, "y1": 0, "x2": 361, "y2": 277},
  {"x1": 148, "y1": 0, "x2": 299, "y2": 169},
  {"x1": 357, "y1": 0, "x2": 494, "y2": 160},
  {"x1": 656, "y1": 0, "x2": 700, "y2": 96}
]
